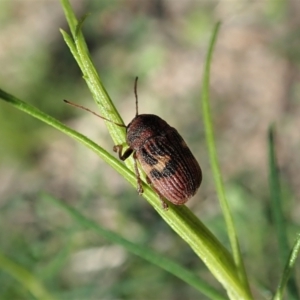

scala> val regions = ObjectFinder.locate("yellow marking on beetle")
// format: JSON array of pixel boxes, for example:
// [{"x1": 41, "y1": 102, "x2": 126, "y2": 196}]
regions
[{"x1": 154, "y1": 155, "x2": 171, "y2": 172}]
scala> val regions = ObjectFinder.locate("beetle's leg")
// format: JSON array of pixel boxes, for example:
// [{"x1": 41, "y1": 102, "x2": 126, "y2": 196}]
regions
[
  {"x1": 145, "y1": 176, "x2": 169, "y2": 210},
  {"x1": 145, "y1": 176, "x2": 151, "y2": 185},
  {"x1": 114, "y1": 145, "x2": 144, "y2": 195},
  {"x1": 114, "y1": 145, "x2": 168, "y2": 210},
  {"x1": 113, "y1": 145, "x2": 133, "y2": 161},
  {"x1": 133, "y1": 152, "x2": 143, "y2": 194}
]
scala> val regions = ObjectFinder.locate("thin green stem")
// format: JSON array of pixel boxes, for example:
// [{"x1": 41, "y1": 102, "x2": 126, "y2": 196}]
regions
[
  {"x1": 43, "y1": 193, "x2": 227, "y2": 300},
  {"x1": 268, "y1": 126, "x2": 299, "y2": 299},
  {"x1": 0, "y1": 2, "x2": 254, "y2": 298},
  {"x1": 0, "y1": 251, "x2": 55, "y2": 300},
  {"x1": 201, "y1": 22, "x2": 252, "y2": 298},
  {"x1": 273, "y1": 233, "x2": 300, "y2": 300},
  {"x1": 60, "y1": 0, "x2": 124, "y2": 146},
  {"x1": 0, "y1": 88, "x2": 250, "y2": 299}
]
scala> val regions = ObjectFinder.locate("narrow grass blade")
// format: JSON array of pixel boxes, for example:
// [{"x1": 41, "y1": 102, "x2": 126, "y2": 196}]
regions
[
  {"x1": 0, "y1": 251, "x2": 55, "y2": 300},
  {"x1": 60, "y1": 0, "x2": 78, "y2": 37},
  {"x1": 0, "y1": 89, "x2": 249, "y2": 299},
  {"x1": 1, "y1": 2, "x2": 255, "y2": 296},
  {"x1": 268, "y1": 126, "x2": 299, "y2": 299},
  {"x1": 273, "y1": 233, "x2": 300, "y2": 300},
  {"x1": 58, "y1": 2, "x2": 252, "y2": 296},
  {"x1": 60, "y1": 0, "x2": 125, "y2": 147},
  {"x1": 60, "y1": 29, "x2": 82, "y2": 70},
  {"x1": 0, "y1": 89, "x2": 130, "y2": 181},
  {"x1": 43, "y1": 193, "x2": 227, "y2": 300},
  {"x1": 201, "y1": 22, "x2": 251, "y2": 297}
]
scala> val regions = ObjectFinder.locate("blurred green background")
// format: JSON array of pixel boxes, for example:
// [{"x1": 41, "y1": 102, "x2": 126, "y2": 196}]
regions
[{"x1": 0, "y1": 0, "x2": 299, "y2": 299}]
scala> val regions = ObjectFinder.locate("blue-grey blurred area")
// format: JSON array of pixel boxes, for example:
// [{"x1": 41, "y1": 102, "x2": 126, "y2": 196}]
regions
[{"x1": 0, "y1": 0, "x2": 299, "y2": 299}]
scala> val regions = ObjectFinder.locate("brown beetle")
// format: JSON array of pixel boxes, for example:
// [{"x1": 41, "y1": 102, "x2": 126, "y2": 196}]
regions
[{"x1": 64, "y1": 77, "x2": 202, "y2": 209}]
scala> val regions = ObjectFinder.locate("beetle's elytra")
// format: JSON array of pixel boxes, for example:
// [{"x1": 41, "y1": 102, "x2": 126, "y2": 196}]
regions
[
  {"x1": 113, "y1": 114, "x2": 202, "y2": 208},
  {"x1": 64, "y1": 77, "x2": 202, "y2": 209}
]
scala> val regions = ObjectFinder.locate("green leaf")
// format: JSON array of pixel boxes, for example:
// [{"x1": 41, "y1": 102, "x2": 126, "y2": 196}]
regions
[
  {"x1": 0, "y1": 85, "x2": 249, "y2": 300},
  {"x1": 59, "y1": 1, "x2": 252, "y2": 297},
  {"x1": 0, "y1": 1, "x2": 254, "y2": 298},
  {"x1": 201, "y1": 22, "x2": 252, "y2": 298},
  {"x1": 268, "y1": 126, "x2": 299, "y2": 299},
  {"x1": 43, "y1": 193, "x2": 227, "y2": 300},
  {"x1": 273, "y1": 233, "x2": 300, "y2": 300},
  {"x1": 0, "y1": 251, "x2": 55, "y2": 300}
]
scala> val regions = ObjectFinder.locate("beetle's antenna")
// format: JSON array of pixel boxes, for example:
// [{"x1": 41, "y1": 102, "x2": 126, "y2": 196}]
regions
[
  {"x1": 63, "y1": 100, "x2": 126, "y2": 127},
  {"x1": 134, "y1": 77, "x2": 139, "y2": 117}
]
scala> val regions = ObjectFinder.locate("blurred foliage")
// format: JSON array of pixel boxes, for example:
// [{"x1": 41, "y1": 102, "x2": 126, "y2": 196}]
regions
[{"x1": 0, "y1": 0, "x2": 300, "y2": 299}]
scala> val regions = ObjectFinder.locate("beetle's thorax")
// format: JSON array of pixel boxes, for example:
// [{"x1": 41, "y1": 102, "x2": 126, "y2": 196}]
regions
[{"x1": 126, "y1": 114, "x2": 170, "y2": 150}]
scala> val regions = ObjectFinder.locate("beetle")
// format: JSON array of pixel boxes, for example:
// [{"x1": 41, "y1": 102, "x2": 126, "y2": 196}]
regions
[{"x1": 64, "y1": 77, "x2": 202, "y2": 209}]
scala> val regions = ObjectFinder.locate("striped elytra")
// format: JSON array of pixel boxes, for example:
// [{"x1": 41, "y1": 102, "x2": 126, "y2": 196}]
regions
[{"x1": 124, "y1": 114, "x2": 202, "y2": 206}]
